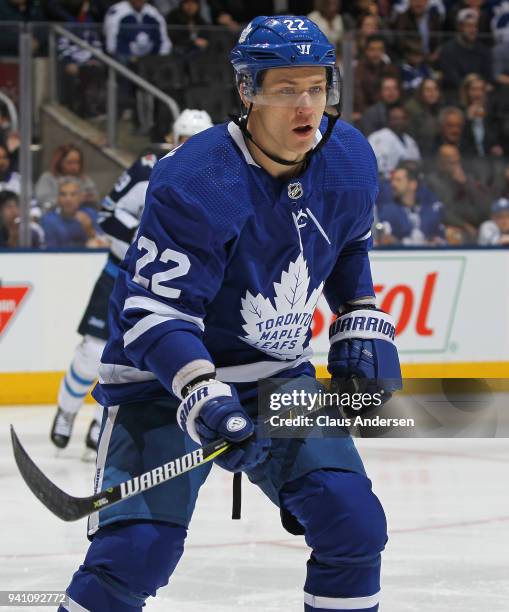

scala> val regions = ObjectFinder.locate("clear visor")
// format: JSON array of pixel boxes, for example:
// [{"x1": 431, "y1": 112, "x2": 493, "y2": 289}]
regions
[
  {"x1": 241, "y1": 66, "x2": 341, "y2": 108},
  {"x1": 251, "y1": 85, "x2": 327, "y2": 108}
]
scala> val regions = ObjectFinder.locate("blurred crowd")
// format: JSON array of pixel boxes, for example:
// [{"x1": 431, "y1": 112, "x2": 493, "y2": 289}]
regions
[
  {"x1": 0, "y1": 141, "x2": 109, "y2": 248},
  {"x1": 1, "y1": 0, "x2": 509, "y2": 247},
  {"x1": 348, "y1": 1, "x2": 509, "y2": 247}
]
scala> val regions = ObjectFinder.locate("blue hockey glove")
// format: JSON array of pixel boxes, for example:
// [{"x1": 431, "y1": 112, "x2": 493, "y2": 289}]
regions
[
  {"x1": 177, "y1": 379, "x2": 270, "y2": 472},
  {"x1": 328, "y1": 306, "x2": 402, "y2": 417}
]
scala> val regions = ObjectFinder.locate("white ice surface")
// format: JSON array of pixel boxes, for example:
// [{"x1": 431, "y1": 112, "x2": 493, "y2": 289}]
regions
[{"x1": 2, "y1": 404, "x2": 509, "y2": 611}]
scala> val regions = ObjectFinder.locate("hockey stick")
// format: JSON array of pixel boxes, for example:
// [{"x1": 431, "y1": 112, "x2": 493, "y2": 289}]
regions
[
  {"x1": 10, "y1": 382, "x2": 343, "y2": 522},
  {"x1": 10, "y1": 425, "x2": 232, "y2": 522}
]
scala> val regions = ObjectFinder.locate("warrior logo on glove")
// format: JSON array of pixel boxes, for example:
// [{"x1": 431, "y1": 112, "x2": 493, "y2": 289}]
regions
[{"x1": 328, "y1": 305, "x2": 403, "y2": 418}]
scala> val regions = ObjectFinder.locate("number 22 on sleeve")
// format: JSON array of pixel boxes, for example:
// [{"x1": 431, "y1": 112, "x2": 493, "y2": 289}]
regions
[{"x1": 133, "y1": 235, "x2": 191, "y2": 299}]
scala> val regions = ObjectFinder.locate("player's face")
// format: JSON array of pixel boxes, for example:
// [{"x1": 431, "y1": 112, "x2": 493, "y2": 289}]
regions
[
  {"x1": 249, "y1": 66, "x2": 327, "y2": 161},
  {"x1": 58, "y1": 183, "x2": 81, "y2": 216}
]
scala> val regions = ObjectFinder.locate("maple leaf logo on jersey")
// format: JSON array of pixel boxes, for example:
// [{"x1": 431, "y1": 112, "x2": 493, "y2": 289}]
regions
[{"x1": 240, "y1": 253, "x2": 324, "y2": 359}]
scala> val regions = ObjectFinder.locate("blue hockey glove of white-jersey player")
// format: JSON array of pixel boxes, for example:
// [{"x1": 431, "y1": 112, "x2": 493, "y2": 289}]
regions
[
  {"x1": 177, "y1": 379, "x2": 270, "y2": 472},
  {"x1": 328, "y1": 305, "x2": 402, "y2": 417}
]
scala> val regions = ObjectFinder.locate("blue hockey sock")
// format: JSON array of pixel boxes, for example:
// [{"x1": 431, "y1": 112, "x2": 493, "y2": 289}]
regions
[
  {"x1": 280, "y1": 469, "x2": 387, "y2": 612},
  {"x1": 63, "y1": 520, "x2": 187, "y2": 611}
]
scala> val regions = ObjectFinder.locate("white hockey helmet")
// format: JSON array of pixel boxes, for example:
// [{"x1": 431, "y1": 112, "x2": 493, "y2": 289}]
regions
[{"x1": 173, "y1": 109, "x2": 213, "y2": 143}]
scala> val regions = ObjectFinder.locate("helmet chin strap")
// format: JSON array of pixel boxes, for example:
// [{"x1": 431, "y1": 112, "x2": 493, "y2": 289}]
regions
[{"x1": 232, "y1": 102, "x2": 341, "y2": 168}]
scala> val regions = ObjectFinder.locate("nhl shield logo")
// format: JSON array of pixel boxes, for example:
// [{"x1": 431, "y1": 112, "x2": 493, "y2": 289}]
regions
[{"x1": 288, "y1": 182, "x2": 303, "y2": 200}]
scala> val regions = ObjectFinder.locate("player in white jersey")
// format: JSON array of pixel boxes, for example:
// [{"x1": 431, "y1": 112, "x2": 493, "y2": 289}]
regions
[{"x1": 49, "y1": 109, "x2": 213, "y2": 452}]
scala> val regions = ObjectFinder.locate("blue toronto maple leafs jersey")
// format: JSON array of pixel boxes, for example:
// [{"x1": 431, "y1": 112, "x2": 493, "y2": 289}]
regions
[{"x1": 93, "y1": 119, "x2": 378, "y2": 407}]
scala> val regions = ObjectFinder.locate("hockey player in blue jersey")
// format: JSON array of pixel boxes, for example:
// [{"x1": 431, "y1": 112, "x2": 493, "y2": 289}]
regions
[
  {"x1": 59, "y1": 16, "x2": 402, "y2": 612},
  {"x1": 50, "y1": 110, "x2": 213, "y2": 452}
]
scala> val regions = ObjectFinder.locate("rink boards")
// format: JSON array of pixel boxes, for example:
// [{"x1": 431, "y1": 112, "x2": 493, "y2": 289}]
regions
[{"x1": 1, "y1": 248, "x2": 508, "y2": 404}]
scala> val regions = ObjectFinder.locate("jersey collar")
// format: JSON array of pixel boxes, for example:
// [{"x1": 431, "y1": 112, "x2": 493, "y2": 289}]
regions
[{"x1": 227, "y1": 121, "x2": 323, "y2": 168}]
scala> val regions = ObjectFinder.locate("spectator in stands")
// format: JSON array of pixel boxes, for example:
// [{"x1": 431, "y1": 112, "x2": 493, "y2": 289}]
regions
[
  {"x1": 153, "y1": 0, "x2": 211, "y2": 21},
  {"x1": 209, "y1": 1, "x2": 274, "y2": 31},
  {"x1": 0, "y1": 0, "x2": 44, "y2": 56},
  {"x1": 104, "y1": 0, "x2": 172, "y2": 60},
  {"x1": 104, "y1": 0, "x2": 172, "y2": 123},
  {"x1": 378, "y1": 165, "x2": 444, "y2": 245},
  {"x1": 391, "y1": 0, "x2": 443, "y2": 63},
  {"x1": 167, "y1": 0, "x2": 209, "y2": 56},
  {"x1": 354, "y1": 13, "x2": 382, "y2": 59},
  {"x1": 426, "y1": 144, "x2": 491, "y2": 240},
  {"x1": 45, "y1": 0, "x2": 92, "y2": 20},
  {"x1": 289, "y1": 0, "x2": 314, "y2": 14},
  {"x1": 349, "y1": 0, "x2": 380, "y2": 20},
  {"x1": 41, "y1": 178, "x2": 104, "y2": 248},
  {"x1": 390, "y1": 0, "x2": 445, "y2": 21},
  {"x1": 478, "y1": 197, "x2": 509, "y2": 245},
  {"x1": 354, "y1": 35, "x2": 399, "y2": 116},
  {"x1": 399, "y1": 39, "x2": 433, "y2": 94},
  {"x1": 360, "y1": 76, "x2": 402, "y2": 135},
  {"x1": 0, "y1": 145, "x2": 20, "y2": 195},
  {"x1": 0, "y1": 190, "x2": 44, "y2": 248},
  {"x1": 52, "y1": 1, "x2": 105, "y2": 118},
  {"x1": 35, "y1": 143, "x2": 98, "y2": 211},
  {"x1": 307, "y1": 0, "x2": 353, "y2": 48},
  {"x1": 460, "y1": 73, "x2": 503, "y2": 159},
  {"x1": 445, "y1": 0, "x2": 492, "y2": 40},
  {"x1": 458, "y1": 73, "x2": 504, "y2": 186},
  {"x1": 492, "y1": 27, "x2": 509, "y2": 85},
  {"x1": 438, "y1": 9, "x2": 491, "y2": 102},
  {"x1": 0, "y1": 103, "x2": 20, "y2": 172},
  {"x1": 405, "y1": 78, "x2": 443, "y2": 158},
  {"x1": 436, "y1": 106, "x2": 465, "y2": 148},
  {"x1": 492, "y1": 161, "x2": 509, "y2": 199},
  {"x1": 490, "y1": 23, "x2": 509, "y2": 153},
  {"x1": 368, "y1": 105, "x2": 421, "y2": 178}
]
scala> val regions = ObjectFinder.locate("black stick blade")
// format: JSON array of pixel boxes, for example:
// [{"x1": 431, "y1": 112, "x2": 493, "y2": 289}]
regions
[
  {"x1": 10, "y1": 425, "x2": 231, "y2": 522},
  {"x1": 10, "y1": 425, "x2": 95, "y2": 521}
]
